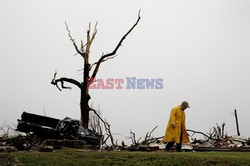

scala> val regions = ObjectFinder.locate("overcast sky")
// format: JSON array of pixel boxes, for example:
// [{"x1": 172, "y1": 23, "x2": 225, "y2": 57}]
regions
[{"x1": 1, "y1": 0, "x2": 250, "y2": 143}]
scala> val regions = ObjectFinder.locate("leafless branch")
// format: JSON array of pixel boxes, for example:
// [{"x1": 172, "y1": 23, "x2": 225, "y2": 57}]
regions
[
  {"x1": 144, "y1": 126, "x2": 158, "y2": 141},
  {"x1": 89, "y1": 106, "x2": 102, "y2": 135},
  {"x1": 85, "y1": 22, "x2": 98, "y2": 63},
  {"x1": 105, "y1": 121, "x2": 115, "y2": 146},
  {"x1": 128, "y1": 129, "x2": 141, "y2": 146},
  {"x1": 90, "y1": 54, "x2": 118, "y2": 70},
  {"x1": 89, "y1": 108, "x2": 115, "y2": 146},
  {"x1": 137, "y1": 137, "x2": 142, "y2": 144},
  {"x1": 89, "y1": 108, "x2": 107, "y2": 130},
  {"x1": 143, "y1": 136, "x2": 163, "y2": 143},
  {"x1": 102, "y1": 134, "x2": 110, "y2": 145},
  {"x1": 91, "y1": 10, "x2": 141, "y2": 80},
  {"x1": 187, "y1": 129, "x2": 211, "y2": 140},
  {"x1": 65, "y1": 22, "x2": 85, "y2": 57},
  {"x1": 51, "y1": 71, "x2": 82, "y2": 91},
  {"x1": 129, "y1": 130, "x2": 136, "y2": 145},
  {"x1": 89, "y1": 22, "x2": 98, "y2": 46},
  {"x1": 81, "y1": 40, "x2": 87, "y2": 53}
]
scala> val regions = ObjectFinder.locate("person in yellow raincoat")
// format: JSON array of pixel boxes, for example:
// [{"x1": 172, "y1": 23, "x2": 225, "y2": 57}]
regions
[{"x1": 162, "y1": 101, "x2": 190, "y2": 151}]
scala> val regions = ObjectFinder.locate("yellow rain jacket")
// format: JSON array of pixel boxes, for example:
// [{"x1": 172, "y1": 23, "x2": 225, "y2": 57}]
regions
[{"x1": 162, "y1": 105, "x2": 189, "y2": 144}]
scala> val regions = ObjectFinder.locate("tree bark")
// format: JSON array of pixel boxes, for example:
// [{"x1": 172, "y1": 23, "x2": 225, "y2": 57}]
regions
[
  {"x1": 80, "y1": 91, "x2": 90, "y2": 128},
  {"x1": 80, "y1": 69, "x2": 91, "y2": 128}
]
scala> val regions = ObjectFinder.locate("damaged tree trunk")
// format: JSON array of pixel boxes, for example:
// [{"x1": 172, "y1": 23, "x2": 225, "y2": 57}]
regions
[
  {"x1": 80, "y1": 75, "x2": 91, "y2": 128},
  {"x1": 51, "y1": 12, "x2": 141, "y2": 128}
]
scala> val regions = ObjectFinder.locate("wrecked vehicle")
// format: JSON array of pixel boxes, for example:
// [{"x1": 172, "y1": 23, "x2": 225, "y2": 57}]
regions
[{"x1": 17, "y1": 112, "x2": 102, "y2": 146}]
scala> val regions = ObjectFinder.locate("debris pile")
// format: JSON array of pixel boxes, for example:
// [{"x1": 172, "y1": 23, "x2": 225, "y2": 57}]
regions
[
  {"x1": 1, "y1": 114, "x2": 250, "y2": 152},
  {"x1": 187, "y1": 123, "x2": 250, "y2": 151},
  {"x1": 190, "y1": 135, "x2": 250, "y2": 151},
  {"x1": 124, "y1": 124, "x2": 250, "y2": 152},
  {"x1": 125, "y1": 126, "x2": 165, "y2": 151},
  {"x1": 0, "y1": 112, "x2": 103, "y2": 152}
]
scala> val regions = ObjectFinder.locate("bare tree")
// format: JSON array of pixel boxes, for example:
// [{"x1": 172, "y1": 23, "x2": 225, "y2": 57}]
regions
[{"x1": 51, "y1": 12, "x2": 141, "y2": 128}]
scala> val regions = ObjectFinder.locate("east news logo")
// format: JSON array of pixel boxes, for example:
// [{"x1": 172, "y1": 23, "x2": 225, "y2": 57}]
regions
[{"x1": 87, "y1": 77, "x2": 163, "y2": 89}]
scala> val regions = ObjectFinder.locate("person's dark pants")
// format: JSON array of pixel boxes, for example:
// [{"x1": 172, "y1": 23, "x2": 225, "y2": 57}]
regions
[{"x1": 165, "y1": 131, "x2": 183, "y2": 152}]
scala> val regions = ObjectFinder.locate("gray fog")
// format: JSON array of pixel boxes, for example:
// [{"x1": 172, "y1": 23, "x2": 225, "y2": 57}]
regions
[{"x1": 0, "y1": 0, "x2": 249, "y2": 143}]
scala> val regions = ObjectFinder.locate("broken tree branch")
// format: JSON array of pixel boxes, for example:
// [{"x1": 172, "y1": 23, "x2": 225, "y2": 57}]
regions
[
  {"x1": 144, "y1": 126, "x2": 158, "y2": 142},
  {"x1": 130, "y1": 130, "x2": 136, "y2": 145},
  {"x1": 105, "y1": 121, "x2": 115, "y2": 146},
  {"x1": 89, "y1": 108, "x2": 107, "y2": 130},
  {"x1": 89, "y1": 108, "x2": 115, "y2": 147},
  {"x1": 51, "y1": 71, "x2": 82, "y2": 91},
  {"x1": 65, "y1": 22, "x2": 85, "y2": 57},
  {"x1": 186, "y1": 129, "x2": 211, "y2": 140},
  {"x1": 129, "y1": 129, "x2": 141, "y2": 146}
]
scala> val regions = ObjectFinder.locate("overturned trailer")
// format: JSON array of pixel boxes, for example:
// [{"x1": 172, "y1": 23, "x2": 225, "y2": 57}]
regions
[{"x1": 17, "y1": 112, "x2": 102, "y2": 146}]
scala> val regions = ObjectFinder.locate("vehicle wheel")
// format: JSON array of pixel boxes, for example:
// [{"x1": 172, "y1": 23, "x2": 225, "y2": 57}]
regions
[{"x1": 29, "y1": 134, "x2": 41, "y2": 145}]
